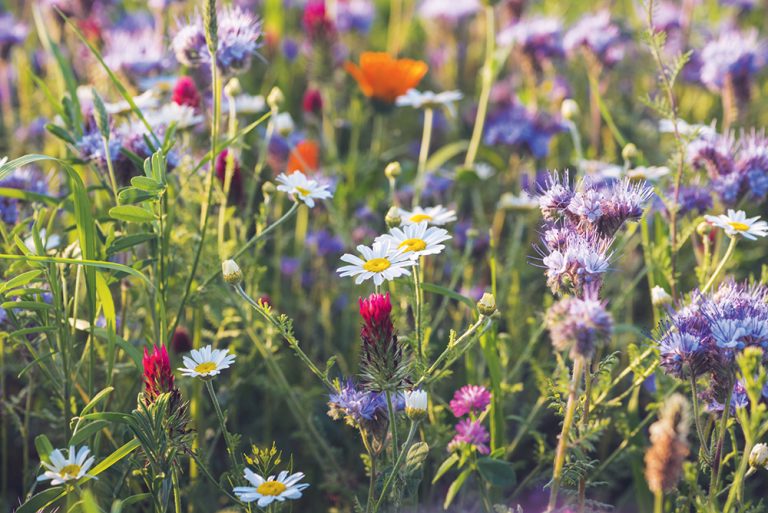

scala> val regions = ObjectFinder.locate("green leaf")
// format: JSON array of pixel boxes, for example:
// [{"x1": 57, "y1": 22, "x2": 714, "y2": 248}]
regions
[
  {"x1": 432, "y1": 452, "x2": 459, "y2": 484},
  {"x1": 107, "y1": 233, "x2": 156, "y2": 255},
  {"x1": 130, "y1": 176, "x2": 165, "y2": 192},
  {"x1": 476, "y1": 457, "x2": 516, "y2": 488},
  {"x1": 1, "y1": 270, "x2": 44, "y2": 293},
  {"x1": 69, "y1": 420, "x2": 109, "y2": 446},
  {"x1": 34, "y1": 434, "x2": 54, "y2": 463},
  {"x1": 421, "y1": 282, "x2": 476, "y2": 311},
  {"x1": 15, "y1": 487, "x2": 65, "y2": 513},
  {"x1": 80, "y1": 387, "x2": 114, "y2": 416},
  {"x1": 443, "y1": 468, "x2": 471, "y2": 509},
  {"x1": 109, "y1": 205, "x2": 156, "y2": 223},
  {"x1": 117, "y1": 187, "x2": 157, "y2": 204}
]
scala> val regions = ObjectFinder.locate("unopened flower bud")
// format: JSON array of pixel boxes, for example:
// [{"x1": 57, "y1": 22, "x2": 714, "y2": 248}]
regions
[
  {"x1": 561, "y1": 99, "x2": 579, "y2": 120},
  {"x1": 404, "y1": 389, "x2": 428, "y2": 421},
  {"x1": 262, "y1": 181, "x2": 276, "y2": 196},
  {"x1": 267, "y1": 87, "x2": 284, "y2": 109},
  {"x1": 385, "y1": 161, "x2": 401, "y2": 180},
  {"x1": 697, "y1": 221, "x2": 713, "y2": 236},
  {"x1": 622, "y1": 143, "x2": 639, "y2": 161},
  {"x1": 222, "y1": 259, "x2": 243, "y2": 285},
  {"x1": 224, "y1": 78, "x2": 242, "y2": 97},
  {"x1": 385, "y1": 206, "x2": 402, "y2": 228},
  {"x1": 275, "y1": 112, "x2": 294, "y2": 136},
  {"x1": 748, "y1": 443, "x2": 768, "y2": 476},
  {"x1": 477, "y1": 293, "x2": 496, "y2": 316},
  {"x1": 651, "y1": 286, "x2": 672, "y2": 307}
]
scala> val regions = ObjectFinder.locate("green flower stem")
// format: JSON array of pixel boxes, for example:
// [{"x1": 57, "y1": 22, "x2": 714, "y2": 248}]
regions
[
  {"x1": 724, "y1": 437, "x2": 753, "y2": 511},
  {"x1": 689, "y1": 373, "x2": 711, "y2": 463},
  {"x1": 412, "y1": 107, "x2": 434, "y2": 207},
  {"x1": 709, "y1": 385, "x2": 733, "y2": 503},
  {"x1": 653, "y1": 490, "x2": 663, "y2": 513},
  {"x1": 197, "y1": 202, "x2": 299, "y2": 295},
  {"x1": 101, "y1": 136, "x2": 119, "y2": 204},
  {"x1": 547, "y1": 356, "x2": 586, "y2": 513},
  {"x1": 385, "y1": 390, "x2": 400, "y2": 462},
  {"x1": 171, "y1": 467, "x2": 182, "y2": 513},
  {"x1": 413, "y1": 262, "x2": 424, "y2": 364},
  {"x1": 234, "y1": 283, "x2": 333, "y2": 389},
  {"x1": 702, "y1": 236, "x2": 738, "y2": 293},
  {"x1": 360, "y1": 428, "x2": 376, "y2": 513},
  {"x1": 464, "y1": 4, "x2": 495, "y2": 168},
  {"x1": 204, "y1": 379, "x2": 239, "y2": 472},
  {"x1": 217, "y1": 90, "x2": 239, "y2": 257},
  {"x1": 373, "y1": 420, "x2": 418, "y2": 513}
]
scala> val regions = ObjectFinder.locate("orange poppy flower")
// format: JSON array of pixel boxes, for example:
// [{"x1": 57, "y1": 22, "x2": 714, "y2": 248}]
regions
[
  {"x1": 345, "y1": 52, "x2": 428, "y2": 105},
  {"x1": 286, "y1": 139, "x2": 320, "y2": 174}
]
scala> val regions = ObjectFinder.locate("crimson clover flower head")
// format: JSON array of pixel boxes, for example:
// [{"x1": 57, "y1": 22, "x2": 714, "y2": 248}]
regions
[
  {"x1": 358, "y1": 293, "x2": 409, "y2": 391},
  {"x1": 142, "y1": 344, "x2": 175, "y2": 405},
  {"x1": 447, "y1": 418, "x2": 490, "y2": 455},
  {"x1": 449, "y1": 385, "x2": 491, "y2": 417}
]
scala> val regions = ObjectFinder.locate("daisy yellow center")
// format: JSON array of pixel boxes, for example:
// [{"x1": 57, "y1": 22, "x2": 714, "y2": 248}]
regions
[
  {"x1": 363, "y1": 257, "x2": 391, "y2": 273},
  {"x1": 728, "y1": 221, "x2": 749, "y2": 232},
  {"x1": 60, "y1": 464, "x2": 81, "y2": 478},
  {"x1": 399, "y1": 238, "x2": 427, "y2": 252},
  {"x1": 295, "y1": 186, "x2": 311, "y2": 197},
  {"x1": 410, "y1": 214, "x2": 433, "y2": 223},
  {"x1": 257, "y1": 481, "x2": 287, "y2": 496},
  {"x1": 194, "y1": 361, "x2": 217, "y2": 374}
]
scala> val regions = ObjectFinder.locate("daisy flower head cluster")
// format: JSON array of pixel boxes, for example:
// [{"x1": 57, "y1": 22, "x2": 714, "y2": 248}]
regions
[
  {"x1": 276, "y1": 171, "x2": 333, "y2": 208},
  {"x1": 37, "y1": 445, "x2": 96, "y2": 486},
  {"x1": 172, "y1": 6, "x2": 263, "y2": 76},
  {"x1": 179, "y1": 344, "x2": 236, "y2": 379},
  {"x1": 536, "y1": 171, "x2": 653, "y2": 297},
  {"x1": 234, "y1": 468, "x2": 309, "y2": 507},
  {"x1": 447, "y1": 385, "x2": 491, "y2": 455},
  {"x1": 654, "y1": 281, "x2": 768, "y2": 412},
  {"x1": 687, "y1": 128, "x2": 768, "y2": 205}
]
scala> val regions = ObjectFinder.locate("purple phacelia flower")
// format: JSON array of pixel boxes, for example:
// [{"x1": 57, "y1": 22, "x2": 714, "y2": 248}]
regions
[
  {"x1": 497, "y1": 17, "x2": 564, "y2": 69},
  {"x1": 698, "y1": 30, "x2": 765, "y2": 102},
  {"x1": 336, "y1": 0, "x2": 374, "y2": 33},
  {"x1": 546, "y1": 296, "x2": 613, "y2": 360},
  {"x1": 484, "y1": 102, "x2": 565, "y2": 158},
  {"x1": 104, "y1": 26, "x2": 169, "y2": 77},
  {"x1": 0, "y1": 12, "x2": 28, "y2": 59},
  {"x1": 564, "y1": 11, "x2": 628, "y2": 68},
  {"x1": 449, "y1": 385, "x2": 491, "y2": 417},
  {"x1": 327, "y1": 378, "x2": 387, "y2": 427},
  {"x1": 418, "y1": 0, "x2": 480, "y2": 22}
]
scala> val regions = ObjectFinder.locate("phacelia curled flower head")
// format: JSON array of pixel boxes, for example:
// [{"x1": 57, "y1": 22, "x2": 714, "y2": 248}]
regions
[
  {"x1": 546, "y1": 296, "x2": 614, "y2": 360},
  {"x1": 449, "y1": 385, "x2": 491, "y2": 417},
  {"x1": 358, "y1": 292, "x2": 410, "y2": 391}
]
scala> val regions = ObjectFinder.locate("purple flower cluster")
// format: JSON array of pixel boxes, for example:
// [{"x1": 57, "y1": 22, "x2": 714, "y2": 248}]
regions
[
  {"x1": 698, "y1": 30, "x2": 765, "y2": 102},
  {"x1": 0, "y1": 166, "x2": 48, "y2": 224},
  {"x1": 0, "y1": 12, "x2": 28, "y2": 59},
  {"x1": 687, "y1": 128, "x2": 768, "y2": 205},
  {"x1": 655, "y1": 281, "x2": 768, "y2": 410},
  {"x1": 327, "y1": 378, "x2": 390, "y2": 427},
  {"x1": 537, "y1": 172, "x2": 653, "y2": 295},
  {"x1": 104, "y1": 26, "x2": 169, "y2": 77},
  {"x1": 546, "y1": 297, "x2": 613, "y2": 360},
  {"x1": 563, "y1": 11, "x2": 628, "y2": 68},
  {"x1": 497, "y1": 17, "x2": 564, "y2": 70},
  {"x1": 447, "y1": 385, "x2": 491, "y2": 455},
  {"x1": 172, "y1": 6, "x2": 263, "y2": 76},
  {"x1": 484, "y1": 101, "x2": 565, "y2": 159}
]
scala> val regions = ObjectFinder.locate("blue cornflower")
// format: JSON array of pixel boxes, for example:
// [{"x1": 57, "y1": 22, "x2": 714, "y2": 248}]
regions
[{"x1": 327, "y1": 379, "x2": 386, "y2": 427}]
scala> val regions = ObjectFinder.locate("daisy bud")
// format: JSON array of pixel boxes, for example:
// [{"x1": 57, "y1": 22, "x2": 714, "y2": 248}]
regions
[
  {"x1": 224, "y1": 77, "x2": 242, "y2": 97},
  {"x1": 385, "y1": 206, "x2": 402, "y2": 228},
  {"x1": 385, "y1": 161, "x2": 401, "y2": 180},
  {"x1": 262, "y1": 181, "x2": 276, "y2": 196},
  {"x1": 405, "y1": 389, "x2": 428, "y2": 421},
  {"x1": 622, "y1": 143, "x2": 638, "y2": 161},
  {"x1": 267, "y1": 87, "x2": 285, "y2": 110},
  {"x1": 748, "y1": 443, "x2": 768, "y2": 476},
  {"x1": 696, "y1": 221, "x2": 713, "y2": 236},
  {"x1": 222, "y1": 259, "x2": 243, "y2": 285},
  {"x1": 477, "y1": 293, "x2": 496, "y2": 316},
  {"x1": 275, "y1": 112, "x2": 295, "y2": 136},
  {"x1": 651, "y1": 286, "x2": 672, "y2": 307},
  {"x1": 561, "y1": 98, "x2": 580, "y2": 120}
]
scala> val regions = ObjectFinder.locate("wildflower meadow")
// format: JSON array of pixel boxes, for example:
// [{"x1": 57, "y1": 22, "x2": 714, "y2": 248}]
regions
[{"x1": 3, "y1": 0, "x2": 768, "y2": 512}]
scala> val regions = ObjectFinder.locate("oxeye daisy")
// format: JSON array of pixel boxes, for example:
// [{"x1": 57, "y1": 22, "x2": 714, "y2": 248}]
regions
[
  {"x1": 337, "y1": 241, "x2": 416, "y2": 286},
  {"x1": 179, "y1": 345, "x2": 236, "y2": 379},
  {"x1": 275, "y1": 171, "x2": 332, "y2": 208},
  {"x1": 705, "y1": 209, "x2": 768, "y2": 240},
  {"x1": 233, "y1": 468, "x2": 309, "y2": 507},
  {"x1": 37, "y1": 445, "x2": 96, "y2": 486},
  {"x1": 399, "y1": 205, "x2": 457, "y2": 226},
  {"x1": 375, "y1": 221, "x2": 451, "y2": 259}
]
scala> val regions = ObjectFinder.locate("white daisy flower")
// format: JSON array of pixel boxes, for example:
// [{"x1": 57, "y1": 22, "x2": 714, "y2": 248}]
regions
[
  {"x1": 498, "y1": 192, "x2": 539, "y2": 211},
  {"x1": 0, "y1": 156, "x2": 8, "y2": 168},
  {"x1": 375, "y1": 222, "x2": 451, "y2": 259},
  {"x1": 233, "y1": 94, "x2": 267, "y2": 114},
  {"x1": 275, "y1": 112, "x2": 295, "y2": 135},
  {"x1": 404, "y1": 389, "x2": 428, "y2": 416},
  {"x1": 275, "y1": 172, "x2": 333, "y2": 208},
  {"x1": 179, "y1": 345, "x2": 236, "y2": 378},
  {"x1": 399, "y1": 205, "x2": 457, "y2": 226},
  {"x1": 143, "y1": 103, "x2": 204, "y2": 129},
  {"x1": 37, "y1": 445, "x2": 96, "y2": 486},
  {"x1": 626, "y1": 166, "x2": 670, "y2": 182},
  {"x1": 705, "y1": 210, "x2": 768, "y2": 240},
  {"x1": 337, "y1": 241, "x2": 416, "y2": 286},
  {"x1": 234, "y1": 469, "x2": 309, "y2": 507},
  {"x1": 396, "y1": 89, "x2": 463, "y2": 115}
]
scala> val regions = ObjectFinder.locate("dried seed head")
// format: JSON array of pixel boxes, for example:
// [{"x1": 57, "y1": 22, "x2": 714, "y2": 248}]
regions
[{"x1": 644, "y1": 393, "x2": 691, "y2": 494}]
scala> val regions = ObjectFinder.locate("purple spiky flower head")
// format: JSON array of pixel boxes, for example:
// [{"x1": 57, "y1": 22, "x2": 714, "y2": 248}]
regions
[
  {"x1": 449, "y1": 385, "x2": 491, "y2": 417},
  {"x1": 546, "y1": 296, "x2": 613, "y2": 360},
  {"x1": 699, "y1": 30, "x2": 765, "y2": 103},
  {"x1": 564, "y1": 10, "x2": 628, "y2": 68}
]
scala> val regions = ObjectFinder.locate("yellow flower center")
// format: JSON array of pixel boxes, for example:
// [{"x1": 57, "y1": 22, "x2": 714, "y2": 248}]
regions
[
  {"x1": 410, "y1": 214, "x2": 433, "y2": 223},
  {"x1": 295, "y1": 186, "x2": 310, "y2": 197},
  {"x1": 363, "y1": 257, "x2": 391, "y2": 273},
  {"x1": 60, "y1": 464, "x2": 81, "y2": 479},
  {"x1": 194, "y1": 361, "x2": 217, "y2": 374},
  {"x1": 257, "y1": 481, "x2": 287, "y2": 496},
  {"x1": 728, "y1": 221, "x2": 749, "y2": 232},
  {"x1": 398, "y1": 238, "x2": 427, "y2": 252}
]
